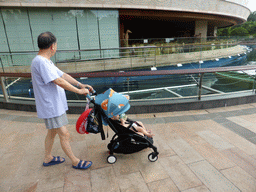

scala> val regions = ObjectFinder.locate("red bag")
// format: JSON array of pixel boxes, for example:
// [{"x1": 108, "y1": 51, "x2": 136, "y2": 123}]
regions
[{"x1": 76, "y1": 108, "x2": 92, "y2": 134}]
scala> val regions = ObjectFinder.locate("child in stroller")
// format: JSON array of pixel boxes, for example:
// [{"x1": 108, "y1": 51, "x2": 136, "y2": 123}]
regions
[
  {"x1": 111, "y1": 113, "x2": 154, "y2": 138},
  {"x1": 108, "y1": 94, "x2": 154, "y2": 138},
  {"x1": 77, "y1": 88, "x2": 159, "y2": 164}
]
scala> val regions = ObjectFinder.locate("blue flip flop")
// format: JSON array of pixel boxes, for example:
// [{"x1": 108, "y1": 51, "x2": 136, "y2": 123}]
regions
[
  {"x1": 43, "y1": 156, "x2": 65, "y2": 166},
  {"x1": 72, "y1": 160, "x2": 92, "y2": 170}
]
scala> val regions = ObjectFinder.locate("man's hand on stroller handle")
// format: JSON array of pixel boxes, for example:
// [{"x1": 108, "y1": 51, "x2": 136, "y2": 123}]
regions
[
  {"x1": 77, "y1": 86, "x2": 96, "y2": 100},
  {"x1": 76, "y1": 83, "x2": 95, "y2": 97},
  {"x1": 77, "y1": 88, "x2": 90, "y2": 95},
  {"x1": 78, "y1": 83, "x2": 93, "y2": 92}
]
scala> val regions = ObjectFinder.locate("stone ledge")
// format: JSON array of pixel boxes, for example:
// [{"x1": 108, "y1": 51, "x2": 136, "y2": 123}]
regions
[{"x1": 1, "y1": 92, "x2": 256, "y2": 114}]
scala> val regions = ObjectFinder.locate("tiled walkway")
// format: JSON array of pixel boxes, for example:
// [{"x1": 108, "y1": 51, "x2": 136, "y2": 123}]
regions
[{"x1": 1, "y1": 104, "x2": 256, "y2": 191}]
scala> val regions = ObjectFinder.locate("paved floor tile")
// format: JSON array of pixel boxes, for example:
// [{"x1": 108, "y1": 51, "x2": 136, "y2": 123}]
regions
[
  {"x1": 221, "y1": 120, "x2": 256, "y2": 140},
  {"x1": 182, "y1": 185, "x2": 210, "y2": 192},
  {"x1": 220, "y1": 166, "x2": 256, "y2": 192},
  {"x1": 221, "y1": 147, "x2": 256, "y2": 178},
  {"x1": 206, "y1": 120, "x2": 256, "y2": 155},
  {"x1": 35, "y1": 163, "x2": 67, "y2": 191},
  {"x1": 240, "y1": 113, "x2": 256, "y2": 123},
  {"x1": 117, "y1": 172, "x2": 149, "y2": 192},
  {"x1": 63, "y1": 170, "x2": 92, "y2": 192},
  {"x1": 227, "y1": 116, "x2": 255, "y2": 129},
  {"x1": 159, "y1": 156, "x2": 202, "y2": 191},
  {"x1": 188, "y1": 160, "x2": 240, "y2": 192},
  {"x1": 9, "y1": 181, "x2": 39, "y2": 192},
  {"x1": 152, "y1": 134, "x2": 176, "y2": 158},
  {"x1": 182, "y1": 121, "x2": 207, "y2": 133},
  {"x1": 196, "y1": 130, "x2": 234, "y2": 150},
  {"x1": 2, "y1": 104, "x2": 256, "y2": 191},
  {"x1": 113, "y1": 154, "x2": 140, "y2": 176},
  {"x1": 86, "y1": 143, "x2": 111, "y2": 170},
  {"x1": 0, "y1": 149, "x2": 26, "y2": 181},
  {"x1": 0, "y1": 114, "x2": 17, "y2": 121},
  {"x1": 131, "y1": 151, "x2": 169, "y2": 183},
  {"x1": 91, "y1": 166, "x2": 119, "y2": 192},
  {"x1": 147, "y1": 178, "x2": 180, "y2": 192},
  {"x1": 192, "y1": 141, "x2": 235, "y2": 170},
  {"x1": 168, "y1": 138, "x2": 204, "y2": 164}
]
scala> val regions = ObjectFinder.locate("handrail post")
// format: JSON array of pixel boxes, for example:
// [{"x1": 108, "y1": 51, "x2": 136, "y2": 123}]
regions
[
  {"x1": 253, "y1": 76, "x2": 256, "y2": 94},
  {"x1": 155, "y1": 47, "x2": 156, "y2": 67},
  {"x1": 0, "y1": 57, "x2": 4, "y2": 73},
  {"x1": 198, "y1": 73, "x2": 204, "y2": 100},
  {"x1": 0, "y1": 76, "x2": 9, "y2": 102}
]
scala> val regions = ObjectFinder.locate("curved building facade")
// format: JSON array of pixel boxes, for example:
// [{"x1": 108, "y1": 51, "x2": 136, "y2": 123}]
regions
[{"x1": 0, "y1": 0, "x2": 251, "y2": 57}]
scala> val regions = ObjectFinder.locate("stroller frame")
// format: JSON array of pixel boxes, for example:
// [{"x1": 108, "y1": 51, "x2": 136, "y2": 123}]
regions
[{"x1": 90, "y1": 96, "x2": 159, "y2": 164}]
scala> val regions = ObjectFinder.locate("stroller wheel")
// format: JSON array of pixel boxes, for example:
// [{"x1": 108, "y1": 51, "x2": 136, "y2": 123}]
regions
[
  {"x1": 148, "y1": 152, "x2": 158, "y2": 162},
  {"x1": 107, "y1": 155, "x2": 117, "y2": 164}
]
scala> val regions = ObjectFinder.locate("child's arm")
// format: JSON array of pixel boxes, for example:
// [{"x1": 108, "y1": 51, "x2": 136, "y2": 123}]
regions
[
  {"x1": 120, "y1": 118, "x2": 126, "y2": 126},
  {"x1": 119, "y1": 113, "x2": 127, "y2": 126}
]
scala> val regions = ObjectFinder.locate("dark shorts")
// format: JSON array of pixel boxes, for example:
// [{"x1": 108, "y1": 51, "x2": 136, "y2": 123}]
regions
[{"x1": 44, "y1": 113, "x2": 68, "y2": 129}]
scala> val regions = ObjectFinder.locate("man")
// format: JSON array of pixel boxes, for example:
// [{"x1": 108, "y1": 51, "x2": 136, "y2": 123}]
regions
[{"x1": 31, "y1": 31, "x2": 92, "y2": 170}]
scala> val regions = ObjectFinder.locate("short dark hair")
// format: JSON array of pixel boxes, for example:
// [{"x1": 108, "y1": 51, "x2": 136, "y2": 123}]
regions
[{"x1": 37, "y1": 32, "x2": 57, "y2": 49}]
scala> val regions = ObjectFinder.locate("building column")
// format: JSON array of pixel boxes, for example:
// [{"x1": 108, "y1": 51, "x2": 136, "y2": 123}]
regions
[
  {"x1": 194, "y1": 20, "x2": 208, "y2": 42},
  {"x1": 214, "y1": 26, "x2": 218, "y2": 37},
  {"x1": 207, "y1": 23, "x2": 218, "y2": 37}
]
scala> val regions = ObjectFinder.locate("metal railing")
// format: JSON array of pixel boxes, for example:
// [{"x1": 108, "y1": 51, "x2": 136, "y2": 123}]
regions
[
  {"x1": 1, "y1": 65, "x2": 256, "y2": 104},
  {"x1": 0, "y1": 37, "x2": 256, "y2": 108}
]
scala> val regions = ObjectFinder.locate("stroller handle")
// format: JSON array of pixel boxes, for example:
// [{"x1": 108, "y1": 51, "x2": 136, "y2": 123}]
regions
[{"x1": 86, "y1": 89, "x2": 96, "y2": 101}]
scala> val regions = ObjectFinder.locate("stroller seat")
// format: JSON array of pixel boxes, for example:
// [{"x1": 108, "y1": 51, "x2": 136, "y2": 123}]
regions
[{"x1": 106, "y1": 118, "x2": 158, "y2": 163}]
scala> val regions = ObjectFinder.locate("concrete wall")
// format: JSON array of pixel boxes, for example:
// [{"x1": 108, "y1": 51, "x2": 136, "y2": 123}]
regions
[
  {"x1": 223, "y1": 0, "x2": 248, "y2": 7},
  {"x1": 0, "y1": 0, "x2": 250, "y2": 23}
]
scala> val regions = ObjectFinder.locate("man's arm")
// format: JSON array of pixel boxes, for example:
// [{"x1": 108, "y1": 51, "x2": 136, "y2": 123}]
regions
[
  {"x1": 62, "y1": 73, "x2": 93, "y2": 91},
  {"x1": 53, "y1": 77, "x2": 89, "y2": 95}
]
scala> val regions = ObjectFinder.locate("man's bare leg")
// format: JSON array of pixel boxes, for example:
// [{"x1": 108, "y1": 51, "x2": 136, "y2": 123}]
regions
[
  {"x1": 56, "y1": 126, "x2": 90, "y2": 167},
  {"x1": 44, "y1": 129, "x2": 63, "y2": 163}
]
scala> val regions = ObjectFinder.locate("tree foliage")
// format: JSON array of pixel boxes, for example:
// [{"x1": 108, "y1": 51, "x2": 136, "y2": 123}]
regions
[
  {"x1": 247, "y1": 11, "x2": 256, "y2": 21},
  {"x1": 217, "y1": 12, "x2": 256, "y2": 37}
]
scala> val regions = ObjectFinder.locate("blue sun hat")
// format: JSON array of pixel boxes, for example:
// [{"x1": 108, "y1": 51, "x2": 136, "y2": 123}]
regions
[{"x1": 95, "y1": 88, "x2": 130, "y2": 118}]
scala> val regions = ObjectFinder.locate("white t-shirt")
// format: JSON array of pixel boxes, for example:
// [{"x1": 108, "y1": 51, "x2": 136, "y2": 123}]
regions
[{"x1": 31, "y1": 55, "x2": 68, "y2": 119}]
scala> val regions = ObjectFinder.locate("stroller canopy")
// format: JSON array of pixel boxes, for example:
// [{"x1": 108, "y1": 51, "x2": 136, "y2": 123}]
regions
[{"x1": 95, "y1": 88, "x2": 130, "y2": 118}]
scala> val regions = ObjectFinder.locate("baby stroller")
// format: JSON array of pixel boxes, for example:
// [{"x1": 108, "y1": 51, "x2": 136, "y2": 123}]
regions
[{"x1": 76, "y1": 88, "x2": 159, "y2": 164}]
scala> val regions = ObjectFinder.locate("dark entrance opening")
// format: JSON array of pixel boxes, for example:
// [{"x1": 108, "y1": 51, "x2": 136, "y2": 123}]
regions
[{"x1": 120, "y1": 13, "x2": 195, "y2": 46}]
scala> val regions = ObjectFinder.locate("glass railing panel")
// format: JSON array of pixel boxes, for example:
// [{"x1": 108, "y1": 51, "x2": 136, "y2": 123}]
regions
[
  {"x1": 0, "y1": 55, "x2": 14, "y2": 73},
  {"x1": 1, "y1": 70, "x2": 256, "y2": 102},
  {"x1": 6, "y1": 77, "x2": 33, "y2": 98},
  {"x1": 63, "y1": 73, "x2": 209, "y2": 100},
  {"x1": 212, "y1": 71, "x2": 256, "y2": 93}
]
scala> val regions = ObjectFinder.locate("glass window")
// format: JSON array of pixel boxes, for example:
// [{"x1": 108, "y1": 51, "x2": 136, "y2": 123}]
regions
[
  {"x1": 29, "y1": 8, "x2": 79, "y2": 62},
  {"x1": 0, "y1": 8, "x2": 120, "y2": 66},
  {"x1": 76, "y1": 9, "x2": 101, "y2": 60},
  {"x1": 0, "y1": 10, "x2": 9, "y2": 53},
  {"x1": 1, "y1": 8, "x2": 35, "y2": 67},
  {"x1": 1, "y1": 8, "x2": 34, "y2": 52},
  {"x1": 98, "y1": 10, "x2": 119, "y2": 59}
]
